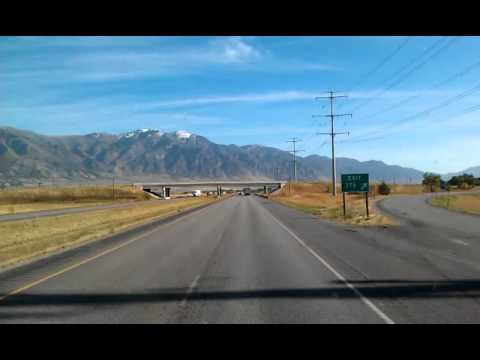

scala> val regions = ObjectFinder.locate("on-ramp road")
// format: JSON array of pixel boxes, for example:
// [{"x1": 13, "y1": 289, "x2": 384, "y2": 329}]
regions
[{"x1": 1, "y1": 195, "x2": 480, "y2": 323}]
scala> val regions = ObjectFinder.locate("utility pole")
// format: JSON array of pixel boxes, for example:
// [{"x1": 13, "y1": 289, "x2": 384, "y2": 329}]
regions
[
  {"x1": 314, "y1": 91, "x2": 352, "y2": 196},
  {"x1": 287, "y1": 138, "x2": 304, "y2": 182}
]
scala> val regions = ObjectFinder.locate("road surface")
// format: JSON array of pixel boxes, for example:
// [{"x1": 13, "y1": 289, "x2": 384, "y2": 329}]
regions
[
  {"x1": 1, "y1": 195, "x2": 480, "y2": 323},
  {"x1": 378, "y1": 192, "x2": 480, "y2": 236}
]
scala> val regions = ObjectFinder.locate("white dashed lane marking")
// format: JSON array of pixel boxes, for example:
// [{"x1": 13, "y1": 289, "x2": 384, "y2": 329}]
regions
[{"x1": 451, "y1": 239, "x2": 469, "y2": 246}]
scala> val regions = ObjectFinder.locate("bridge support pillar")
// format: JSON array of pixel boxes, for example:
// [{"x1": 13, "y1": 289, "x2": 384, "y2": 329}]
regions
[{"x1": 264, "y1": 186, "x2": 267, "y2": 194}]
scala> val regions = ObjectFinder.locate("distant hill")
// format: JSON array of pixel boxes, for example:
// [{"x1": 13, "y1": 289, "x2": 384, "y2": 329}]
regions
[
  {"x1": 0, "y1": 126, "x2": 427, "y2": 186},
  {"x1": 442, "y1": 166, "x2": 480, "y2": 180}
]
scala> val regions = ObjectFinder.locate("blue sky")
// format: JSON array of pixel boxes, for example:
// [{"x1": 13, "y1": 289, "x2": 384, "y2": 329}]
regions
[{"x1": 1, "y1": 36, "x2": 480, "y2": 173}]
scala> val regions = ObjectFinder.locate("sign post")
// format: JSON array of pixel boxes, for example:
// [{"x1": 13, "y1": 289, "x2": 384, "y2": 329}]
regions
[
  {"x1": 365, "y1": 192, "x2": 369, "y2": 218},
  {"x1": 341, "y1": 174, "x2": 370, "y2": 219}
]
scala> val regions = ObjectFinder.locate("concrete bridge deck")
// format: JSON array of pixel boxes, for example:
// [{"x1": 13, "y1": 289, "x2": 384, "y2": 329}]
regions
[{"x1": 134, "y1": 181, "x2": 286, "y2": 188}]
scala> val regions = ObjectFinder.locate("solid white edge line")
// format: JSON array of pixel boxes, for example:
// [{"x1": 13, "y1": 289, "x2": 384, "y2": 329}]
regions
[{"x1": 268, "y1": 212, "x2": 395, "y2": 324}]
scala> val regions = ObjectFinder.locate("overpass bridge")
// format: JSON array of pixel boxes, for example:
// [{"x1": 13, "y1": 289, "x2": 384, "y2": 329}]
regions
[{"x1": 134, "y1": 181, "x2": 287, "y2": 198}]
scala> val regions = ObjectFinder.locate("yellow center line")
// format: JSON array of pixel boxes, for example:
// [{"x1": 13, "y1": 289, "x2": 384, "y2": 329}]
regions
[{"x1": 0, "y1": 201, "x2": 215, "y2": 303}]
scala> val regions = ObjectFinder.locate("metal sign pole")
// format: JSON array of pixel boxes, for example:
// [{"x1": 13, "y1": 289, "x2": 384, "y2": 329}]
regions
[
  {"x1": 365, "y1": 192, "x2": 369, "y2": 218},
  {"x1": 343, "y1": 192, "x2": 346, "y2": 218}
]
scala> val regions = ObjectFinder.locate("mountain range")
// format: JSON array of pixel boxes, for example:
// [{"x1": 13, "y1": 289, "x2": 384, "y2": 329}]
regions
[
  {"x1": 0, "y1": 126, "x2": 471, "y2": 186},
  {"x1": 442, "y1": 166, "x2": 480, "y2": 180}
]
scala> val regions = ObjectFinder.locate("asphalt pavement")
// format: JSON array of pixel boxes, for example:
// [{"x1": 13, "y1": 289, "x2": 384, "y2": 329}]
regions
[{"x1": 1, "y1": 194, "x2": 480, "y2": 323}]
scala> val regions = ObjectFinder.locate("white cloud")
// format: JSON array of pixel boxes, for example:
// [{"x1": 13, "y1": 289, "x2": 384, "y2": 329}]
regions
[
  {"x1": 142, "y1": 90, "x2": 320, "y2": 109},
  {"x1": 61, "y1": 37, "x2": 263, "y2": 81},
  {"x1": 1, "y1": 36, "x2": 338, "y2": 84},
  {"x1": 213, "y1": 37, "x2": 261, "y2": 63}
]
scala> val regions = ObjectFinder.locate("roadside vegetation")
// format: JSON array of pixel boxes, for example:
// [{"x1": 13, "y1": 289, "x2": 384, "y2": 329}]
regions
[
  {"x1": 269, "y1": 182, "x2": 396, "y2": 226},
  {"x1": 422, "y1": 172, "x2": 480, "y2": 192},
  {"x1": 0, "y1": 185, "x2": 148, "y2": 215},
  {"x1": 430, "y1": 193, "x2": 480, "y2": 216},
  {"x1": 0, "y1": 196, "x2": 215, "y2": 269},
  {"x1": 269, "y1": 174, "x2": 479, "y2": 226},
  {"x1": 445, "y1": 173, "x2": 480, "y2": 190}
]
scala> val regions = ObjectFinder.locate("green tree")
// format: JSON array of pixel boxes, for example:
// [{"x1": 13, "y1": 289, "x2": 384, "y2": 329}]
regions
[
  {"x1": 422, "y1": 172, "x2": 441, "y2": 192},
  {"x1": 378, "y1": 181, "x2": 391, "y2": 195},
  {"x1": 448, "y1": 173, "x2": 476, "y2": 188}
]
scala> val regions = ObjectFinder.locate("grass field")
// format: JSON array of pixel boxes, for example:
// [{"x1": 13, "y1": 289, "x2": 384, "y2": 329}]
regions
[
  {"x1": 430, "y1": 193, "x2": 480, "y2": 216},
  {"x1": 384, "y1": 184, "x2": 426, "y2": 195},
  {"x1": 0, "y1": 185, "x2": 148, "y2": 215},
  {"x1": 0, "y1": 196, "x2": 215, "y2": 269},
  {"x1": 270, "y1": 182, "x2": 395, "y2": 226},
  {"x1": 0, "y1": 185, "x2": 148, "y2": 204}
]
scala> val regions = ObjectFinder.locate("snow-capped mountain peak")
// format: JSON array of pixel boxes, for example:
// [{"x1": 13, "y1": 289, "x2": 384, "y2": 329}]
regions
[
  {"x1": 176, "y1": 130, "x2": 192, "y2": 139},
  {"x1": 122, "y1": 129, "x2": 163, "y2": 138}
]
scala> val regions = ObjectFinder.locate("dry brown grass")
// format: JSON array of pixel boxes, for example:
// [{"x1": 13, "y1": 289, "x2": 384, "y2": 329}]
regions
[
  {"x1": 0, "y1": 196, "x2": 215, "y2": 269},
  {"x1": 430, "y1": 193, "x2": 480, "y2": 216},
  {"x1": 0, "y1": 185, "x2": 148, "y2": 204},
  {"x1": 0, "y1": 201, "x2": 122, "y2": 216},
  {"x1": 270, "y1": 182, "x2": 394, "y2": 226},
  {"x1": 384, "y1": 184, "x2": 426, "y2": 195},
  {"x1": 0, "y1": 185, "x2": 148, "y2": 215}
]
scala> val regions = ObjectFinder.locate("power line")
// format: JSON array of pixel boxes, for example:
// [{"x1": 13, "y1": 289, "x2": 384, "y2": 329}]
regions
[
  {"x1": 314, "y1": 91, "x2": 351, "y2": 196},
  {"x1": 306, "y1": 37, "x2": 430, "y2": 144},
  {"x1": 337, "y1": 37, "x2": 412, "y2": 112},
  {"x1": 344, "y1": 37, "x2": 449, "y2": 114},
  {"x1": 345, "y1": 101, "x2": 480, "y2": 145},
  {"x1": 349, "y1": 36, "x2": 460, "y2": 114},
  {"x1": 347, "y1": 37, "x2": 412, "y2": 95},
  {"x1": 287, "y1": 138, "x2": 304, "y2": 182},
  {"x1": 354, "y1": 49, "x2": 480, "y2": 124},
  {"x1": 344, "y1": 78, "x2": 480, "y2": 144},
  {"x1": 299, "y1": 101, "x2": 328, "y2": 142}
]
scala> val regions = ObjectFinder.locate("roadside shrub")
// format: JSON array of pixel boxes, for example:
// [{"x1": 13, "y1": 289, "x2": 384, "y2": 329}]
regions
[
  {"x1": 378, "y1": 182, "x2": 391, "y2": 195},
  {"x1": 423, "y1": 172, "x2": 441, "y2": 192}
]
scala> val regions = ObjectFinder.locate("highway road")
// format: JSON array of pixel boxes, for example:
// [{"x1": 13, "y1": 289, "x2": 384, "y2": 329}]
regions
[{"x1": 1, "y1": 195, "x2": 480, "y2": 323}]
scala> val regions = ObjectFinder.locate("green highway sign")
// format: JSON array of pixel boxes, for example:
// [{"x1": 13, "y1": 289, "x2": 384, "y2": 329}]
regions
[{"x1": 341, "y1": 173, "x2": 369, "y2": 193}]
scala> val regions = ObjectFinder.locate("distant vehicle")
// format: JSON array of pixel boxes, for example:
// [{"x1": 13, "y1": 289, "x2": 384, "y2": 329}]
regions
[
  {"x1": 192, "y1": 190, "x2": 202, "y2": 197},
  {"x1": 243, "y1": 188, "x2": 251, "y2": 196}
]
